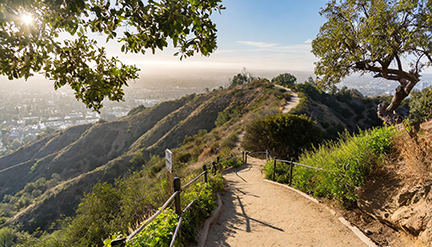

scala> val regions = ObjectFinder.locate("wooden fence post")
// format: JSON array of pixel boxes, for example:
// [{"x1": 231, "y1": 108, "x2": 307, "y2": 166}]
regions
[
  {"x1": 245, "y1": 152, "x2": 248, "y2": 164},
  {"x1": 242, "y1": 151, "x2": 245, "y2": 163},
  {"x1": 266, "y1": 150, "x2": 269, "y2": 161},
  {"x1": 289, "y1": 159, "x2": 294, "y2": 186},
  {"x1": 212, "y1": 161, "x2": 216, "y2": 175},
  {"x1": 173, "y1": 177, "x2": 181, "y2": 216},
  {"x1": 273, "y1": 159, "x2": 276, "y2": 181},
  {"x1": 203, "y1": 164, "x2": 208, "y2": 183}
]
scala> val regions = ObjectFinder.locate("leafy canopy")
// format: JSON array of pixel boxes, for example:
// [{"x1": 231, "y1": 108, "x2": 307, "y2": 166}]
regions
[
  {"x1": 271, "y1": 73, "x2": 297, "y2": 87},
  {"x1": 0, "y1": 0, "x2": 224, "y2": 111},
  {"x1": 229, "y1": 68, "x2": 255, "y2": 87},
  {"x1": 312, "y1": 0, "x2": 432, "y2": 89}
]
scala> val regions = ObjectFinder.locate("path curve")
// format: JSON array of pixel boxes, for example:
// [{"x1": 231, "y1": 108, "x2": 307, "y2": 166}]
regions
[
  {"x1": 274, "y1": 85, "x2": 300, "y2": 113},
  {"x1": 204, "y1": 157, "x2": 368, "y2": 247}
]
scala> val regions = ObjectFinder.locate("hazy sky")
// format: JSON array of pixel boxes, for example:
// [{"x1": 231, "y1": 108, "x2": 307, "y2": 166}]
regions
[{"x1": 107, "y1": 0, "x2": 329, "y2": 73}]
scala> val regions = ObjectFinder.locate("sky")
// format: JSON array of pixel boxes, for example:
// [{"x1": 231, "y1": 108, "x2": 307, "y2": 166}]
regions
[
  {"x1": 108, "y1": 0, "x2": 329, "y2": 74},
  {"x1": 5, "y1": 0, "x2": 432, "y2": 95},
  {"x1": 1, "y1": 1, "x2": 330, "y2": 93}
]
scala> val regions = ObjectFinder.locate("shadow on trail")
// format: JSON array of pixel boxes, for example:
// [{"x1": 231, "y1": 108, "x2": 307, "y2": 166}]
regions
[
  {"x1": 237, "y1": 195, "x2": 284, "y2": 232},
  {"x1": 205, "y1": 163, "x2": 283, "y2": 247}
]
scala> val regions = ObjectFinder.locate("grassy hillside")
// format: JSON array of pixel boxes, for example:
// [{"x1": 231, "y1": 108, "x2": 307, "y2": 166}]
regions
[
  {"x1": 0, "y1": 79, "x2": 390, "y2": 245},
  {"x1": 0, "y1": 80, "x2": 288, "y2": 232}
]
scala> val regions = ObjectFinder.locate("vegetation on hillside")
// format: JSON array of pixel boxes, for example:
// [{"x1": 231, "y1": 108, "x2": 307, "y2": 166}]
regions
[
  {"x1": 0, "y1": 70, "x2": 412, "y2": 246},
  {"x1": 409, "y1": 86, "x2": 432, "y2": 123},
  {"x1": 242, "y1": 114, "x2": 322, "y2": 159},
  {"x1": 0, "y1": 77, "x2": 298, "y2": 246},
  {"x1": 289, "y1": 77, "x2": 409, "y2": 140},
  {"x1": 264, "y1": 126, "x2": 398, "y2": 204}
]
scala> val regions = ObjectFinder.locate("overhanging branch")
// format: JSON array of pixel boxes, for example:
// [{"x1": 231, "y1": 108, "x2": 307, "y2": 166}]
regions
[{"x1": 354, "y1": 61, "x2": 419, "y2": 83}]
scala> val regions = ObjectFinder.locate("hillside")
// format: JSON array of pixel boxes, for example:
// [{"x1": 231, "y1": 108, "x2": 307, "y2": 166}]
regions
[
  {"x1": 345, "y1": 121, "x2": 432, "y2": 246},
  {"x1": 289, "y1": 82, "x2": 409, "y2": 139},
  {"x1": 0, "y1": 80, "x2": 387, "y2": 236}
]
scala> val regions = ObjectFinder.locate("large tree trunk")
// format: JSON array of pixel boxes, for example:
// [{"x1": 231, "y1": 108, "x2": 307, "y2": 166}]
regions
[{"x1": 377, "y1": 78, "x2": 417, "y2": 124}]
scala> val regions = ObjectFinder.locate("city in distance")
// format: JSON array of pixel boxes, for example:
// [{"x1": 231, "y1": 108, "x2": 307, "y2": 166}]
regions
[{"x1": 1, "y1": 66, "x2": 431, "y2": 153}]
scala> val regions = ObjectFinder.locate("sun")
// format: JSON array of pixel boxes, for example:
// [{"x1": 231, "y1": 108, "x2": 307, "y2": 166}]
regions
[{"x1": 21, "y1": 13, "x2": 33, "y2": 25}]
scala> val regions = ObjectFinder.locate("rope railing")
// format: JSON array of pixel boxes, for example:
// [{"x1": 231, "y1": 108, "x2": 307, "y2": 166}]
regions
[
  {"x1": 125, "y1": 190, "x2": 180, "y2": 241},
  {"x1": 275, "y1": 159, "x2": 326, "y2": 171},
  {"x1": 181, "y1": 170, "x2": 206, "y2": 191},
  {"x1": 112, "y1": 151, "x2": 243, "y2": 246},
  {"x1": 243, "y1": 150, "x2": 326, "y2": 186},
  {"x1": 112, "y1": 148, "x2": 325, "y2": 246}
]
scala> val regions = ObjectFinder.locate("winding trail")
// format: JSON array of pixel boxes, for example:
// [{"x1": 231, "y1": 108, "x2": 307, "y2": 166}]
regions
[
  {"x1": 203, "y1": 86, "x2": 370, "y2": 246},
  {"x1": 274, "y1": 85, "x2": 300, "y2": 114},
  {"x1": 204, "y1": 157, "x2": 368, "y2": 247}
]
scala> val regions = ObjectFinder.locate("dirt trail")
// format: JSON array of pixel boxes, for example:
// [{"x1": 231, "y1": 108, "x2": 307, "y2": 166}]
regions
[
  {"x1": 274, "y1": 85, "x2": 300, "y2": 113},
  {"x1": 204, "y1": 157, "x2": 369, "y2": 247}
]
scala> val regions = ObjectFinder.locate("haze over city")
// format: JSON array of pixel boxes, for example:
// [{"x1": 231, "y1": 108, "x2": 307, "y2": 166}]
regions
[{"x1": 1, "y1": 0, "x2": 432, "y2": 152}]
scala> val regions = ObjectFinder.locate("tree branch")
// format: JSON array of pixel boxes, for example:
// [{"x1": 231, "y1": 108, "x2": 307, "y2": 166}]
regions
[
  {"x1": 395, "y1": 55, "x2": 403, "y2": 71},
  {"x1": 355, "y1": 61, "x2": 419, "y2": 83},
  {"x1": 360, "y1": 4, "x2": 369, "y2": 19}
]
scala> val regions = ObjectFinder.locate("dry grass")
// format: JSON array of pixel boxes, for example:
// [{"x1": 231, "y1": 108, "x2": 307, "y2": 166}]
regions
[{"x1": 393, "y1": 121, "x2": 432, "y2": 183}]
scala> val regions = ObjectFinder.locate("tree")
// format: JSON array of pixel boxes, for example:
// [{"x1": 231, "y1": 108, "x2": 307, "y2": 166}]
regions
[
  {"x1": 312, "y1": 0, "x2": 432, "y2": 123},
  {"x1": 230, "y1": 68, "x2": 254, "y2": 87},
  {"x1": 0, "y1": 227, "x2": 17, "y2": 247},
  {"x1": 0, "y1": 0, "x2": 224, "y2": 112},
  {"x1": 271, "y1": 73, "x2": 297, "y2": 87}
]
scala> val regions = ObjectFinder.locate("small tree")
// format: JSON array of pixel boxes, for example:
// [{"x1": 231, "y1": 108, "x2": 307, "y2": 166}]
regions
[
  {"x1": 242, "y1": 114, "x2": 322, "y2": 159},
  {"x1": 271, "y1": 73, "x2": 297, "y2": 87},
  {"x1": 230, "y1": 68, "x2": 254, "y2": 87}
]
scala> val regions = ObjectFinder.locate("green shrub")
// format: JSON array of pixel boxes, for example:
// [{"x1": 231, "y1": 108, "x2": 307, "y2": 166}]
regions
[
  {"x1": 175, "y1": 152, "x2": 192, "y2": 164},
  {"x1": 271, "y1": 73, "x2": 297, "y2": 88},
  {"x1": 0, "y1": 227, "x2": 18, "y2": 247},
  {"x1": 126, "y1": 209, "x2": 179, "y2": 247},
  {"x1": 409, "y1": 87, "x2": 432, "y2": 122},
  {"x1": 242, "y1": 114, "x2": 322, "y2": 159},
  {"x1": 263, "y1": 160, "x2": 291, "y2": 184},
  {"x1": 179, "y1": 176, "x2": 222, "y2": 244},
  {"x1": 124, "y1": 175, "x2": 223, "y2": 247},
  {"x1": 220, "y1": 156, "x2": 242, "y2": 169}
]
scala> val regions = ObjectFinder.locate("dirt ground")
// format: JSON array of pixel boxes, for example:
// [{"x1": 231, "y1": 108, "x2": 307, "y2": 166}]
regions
[{"x1": 204, "y1": 157, "x2": 370, "y2": 247}]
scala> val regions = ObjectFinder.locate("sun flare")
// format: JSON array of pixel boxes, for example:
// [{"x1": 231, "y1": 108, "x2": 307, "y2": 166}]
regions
[{"x1": 21, "y1": 13, "x2": 33, "y2": 25}]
